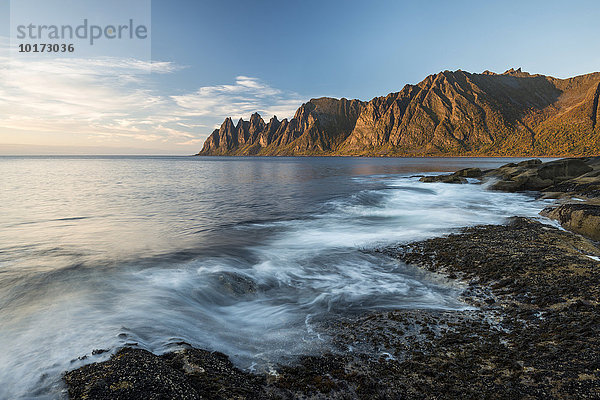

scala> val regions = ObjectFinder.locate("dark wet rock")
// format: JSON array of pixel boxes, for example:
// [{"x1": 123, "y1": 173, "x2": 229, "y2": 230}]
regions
[
  {"x1": 419, "y1": 174, "x2": 466, "y2": 184},
  {"x1": 419, "y1": 167, "x2": 482, "y2": 183},
  {"x1": 215, "y1": 272, "x2": 258, "y2": 297},
  {"x1": 454, "y1": 167, "x2": 483, "y2": 177},
  {"x1": 64, "y1": 348, "x2": 201, "y2": 399},
  {"x1": 386, "y1": 217, "x2": 600, "y2": 305},
  {"x1": 541, "y1": 203, "x2": 600, "y2": 241},
  {"x1": 538, "y1": 158, "x2": 593, "y2": 180},
  {"x1": 378, "y1": 217, "x2": 600, "y2": 398},
  {"x1": 63, "y1": 347, "x2": 267, "y2": 400},
  {"x1": 517, "y1": 159, "x2": 543, "y2": 167}
]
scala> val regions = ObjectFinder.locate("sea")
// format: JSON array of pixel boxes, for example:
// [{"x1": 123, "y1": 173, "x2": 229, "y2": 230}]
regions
[{"x1": 0, "y1": 156, "x2": 554, "y2": 398}]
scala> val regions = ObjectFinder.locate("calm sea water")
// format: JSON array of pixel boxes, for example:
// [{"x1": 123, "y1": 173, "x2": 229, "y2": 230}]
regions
[{"x1": 0, "y1": 156, "x2": 552, "y2": 398}]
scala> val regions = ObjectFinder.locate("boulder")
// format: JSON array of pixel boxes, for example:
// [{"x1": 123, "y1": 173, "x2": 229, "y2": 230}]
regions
[
  {"x1": 484, "y1": 163, "x2": 531, "y2": 181},
  {"x1": 488, "y1": 158, "x2": 593, "y2": 192},
  {"x1": 543, "y1": 169, "x2": 600, "y2": 198},
  {"x1": 488, "y1": 179, "x2": 524, "y2": 192},
  {"x1": 419, "y1": 167, "x2": 481, "y2": 184},
  {"x1": 536, "y1": 159, "x2": 592, "y2": 182},
  {"x1": 516, "y1": 159, "x2": 542, "y2": 167},
  {"x1": 541, "y1": 203, "x2": 600, "y2": 241},
  {"x1": 216, "y1": 272, "x2": 257, "y2": 296},
  {"x1": 419, "y1": 174, "x2": 466, "y2": 184},
  {"x1": 454, "y1": 168, "x2": 483, "y2": 178},
  {"x1": 489, "y1": 169, "x2": 553, "y2": 192}
]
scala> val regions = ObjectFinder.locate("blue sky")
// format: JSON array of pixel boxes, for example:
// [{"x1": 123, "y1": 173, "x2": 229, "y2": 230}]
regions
[{"x1": 0, "y1": 0, "x2": 599, "y2": 154}]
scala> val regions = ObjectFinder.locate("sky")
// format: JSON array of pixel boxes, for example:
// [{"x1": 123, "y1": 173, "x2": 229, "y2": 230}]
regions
[{"x1": 0, "y1": 0, "x2": 599, "y2": 155}]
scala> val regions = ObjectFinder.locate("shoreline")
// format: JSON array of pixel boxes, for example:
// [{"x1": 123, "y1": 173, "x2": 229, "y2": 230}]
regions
[
  {"x1": 64, "y1": 157, "x2": 600, "y2": 399},
  {"x1": 193, "y1": 153, "x2": 566, "y2": 159}
]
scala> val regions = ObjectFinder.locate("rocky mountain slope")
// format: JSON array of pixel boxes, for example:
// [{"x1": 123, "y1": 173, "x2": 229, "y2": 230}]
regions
[{"x1": 197, "y1": 68, "x2": 600, "y2": 156}]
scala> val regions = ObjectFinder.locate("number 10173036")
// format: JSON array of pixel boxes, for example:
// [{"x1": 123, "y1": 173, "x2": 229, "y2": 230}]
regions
[{"x1": 18, "y1": 43, "x2": 74, "y2": 53}]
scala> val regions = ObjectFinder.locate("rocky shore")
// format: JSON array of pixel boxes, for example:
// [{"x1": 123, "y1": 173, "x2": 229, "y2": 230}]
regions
[
  {"x1": 421, "y1": 156, "x2": 600, "y2": 241},
  {"x1": 64, "y1": 158, "x2": 600, "y2": 399}
]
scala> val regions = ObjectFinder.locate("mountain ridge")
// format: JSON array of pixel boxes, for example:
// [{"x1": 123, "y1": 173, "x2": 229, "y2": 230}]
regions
[{"x1": 198, "y1": 69, "x2": 600, "y2": 157}]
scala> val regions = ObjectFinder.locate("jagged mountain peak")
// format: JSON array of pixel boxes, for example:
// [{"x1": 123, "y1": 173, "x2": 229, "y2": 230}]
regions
[{"x1": 221, "y1": 117, "x2": 234, "y2": 127}]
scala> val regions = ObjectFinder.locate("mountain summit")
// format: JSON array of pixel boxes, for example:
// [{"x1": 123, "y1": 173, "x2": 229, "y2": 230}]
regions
[{"x1": 198, "y1": 69, "x2": 600, "y2": 156}]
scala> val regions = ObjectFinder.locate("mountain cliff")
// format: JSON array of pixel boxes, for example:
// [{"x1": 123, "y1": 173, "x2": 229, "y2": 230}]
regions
[{"x1": 197, "y1": 69, "x2": 600, "y2": 156}]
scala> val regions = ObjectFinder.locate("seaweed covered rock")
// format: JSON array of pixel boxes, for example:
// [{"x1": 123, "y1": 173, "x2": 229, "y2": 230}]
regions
[{"x1": 63, "y1": 347, "x2": 266, "y2": 400}]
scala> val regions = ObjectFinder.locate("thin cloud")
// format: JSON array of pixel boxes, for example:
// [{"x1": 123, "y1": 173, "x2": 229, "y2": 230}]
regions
[
  {"x1": 0, "y1": 55, "x2": 182, "y2": 137},
  {"x1": 172, "y1": 76, "x2": 303, "y2": 121}
]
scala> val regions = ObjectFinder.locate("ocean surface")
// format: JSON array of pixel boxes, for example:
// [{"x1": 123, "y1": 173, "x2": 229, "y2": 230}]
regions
[{"x1": 0, "y1": 156, "x2": 554, "y2": 399}]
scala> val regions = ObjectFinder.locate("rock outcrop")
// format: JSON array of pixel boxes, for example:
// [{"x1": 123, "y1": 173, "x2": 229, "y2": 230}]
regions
[
  {"x1": 420, "y1": 157, "x2": 600, "y2": 193},
  {"x1": 198, "y1": 69, "x2": 600, "y2": 156},
  {"x1": 419, "y1": 156, "x2": 600, "y2": 242},
  {"x1": 419, "y1": 167, "x2": 483, "y2": 184},
  {"x1": 541, "y1": 203, "x2": 600, "y2": 241},
  {"x1": 64, "y1": 347, "x2": 266, "y2": 399},
  {"x1": 487, "y1": 158, "x2": 594, "y2": 192}
]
